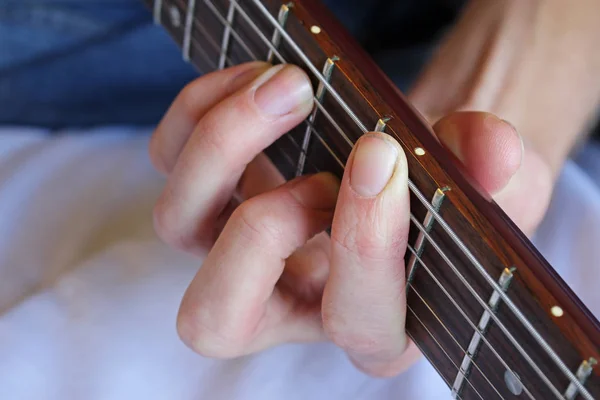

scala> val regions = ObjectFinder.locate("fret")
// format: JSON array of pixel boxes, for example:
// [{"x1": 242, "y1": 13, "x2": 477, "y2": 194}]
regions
[
  {"x1": 153, "y1": 0, "x2": 163, "y2": 24},
  {"x1": 565, "y1": 358, "x2": 597, "y2": 399},
  {"x1": 204, "y1": 0, "x2": 260, "y2": 64},
  {"x1": 373, "y1": 116, "x2": 390, "y2": 133},
  {"x1": 163, "y1": 0, "x2": 221, "y2": 72},
  {"x1": 147, "y1": 1, "x2": 600, "y2": 397},
  {"x1": 182, "y1": 0, "x2": 197, "y2": 61},
  {"x1": 416, "y1": 214, "x2": 585, "y2": 399},
  {"x1": 406, "y1": 187, "x2": 448, "y2": 285},
  {"x1": 266, "y1": 3, "x2": 292, "y2": 63},
  {"x1": 451, "y1": 267, "x2": 515, "y2": 398},
  {"x1": 218, "y1": 1, "x2": 236, "y2": 69},
  {"x1": 296, "y1": 56, "x2": 337, "y2": 177},
  {"x1": 228, "y1": 12, "x2": 596, "y2": 397},
  {"x1": 406, "y1": 299, "x2": 486, "y2": 399},
  {"x1": 407, "y1": 242, "x2": 530, "y2": 399}
]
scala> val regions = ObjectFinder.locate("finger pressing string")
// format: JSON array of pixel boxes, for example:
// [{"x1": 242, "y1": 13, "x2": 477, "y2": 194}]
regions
[
  {"x1": 153, "y1": 64, "x2": 314, "y2": 254},
  {"x1": 323, "y1": 132, "x2": 412, "y2": 377}
]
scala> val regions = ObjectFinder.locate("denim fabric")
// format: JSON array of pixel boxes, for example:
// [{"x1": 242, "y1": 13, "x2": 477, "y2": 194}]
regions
[
  {"x1": 0, "y1": 0, "x2": 198, "y2": 128},
  {"x1": 0, "y1": 0, "x2": 463, "y2": 128}
]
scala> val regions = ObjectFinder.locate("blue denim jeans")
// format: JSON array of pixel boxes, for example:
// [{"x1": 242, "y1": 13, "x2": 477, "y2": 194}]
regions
[{"x1": 0, "y1": 0, "x2": 463, "y2": 128}]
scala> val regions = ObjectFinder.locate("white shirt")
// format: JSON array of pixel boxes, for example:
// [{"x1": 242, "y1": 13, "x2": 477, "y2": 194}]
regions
[{"x1": 1, "y1": 127, "x2": 598, "y2": 400}]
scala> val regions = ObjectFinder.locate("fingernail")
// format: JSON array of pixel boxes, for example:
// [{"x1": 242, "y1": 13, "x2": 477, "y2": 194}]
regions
[
  {"x1": 350, "y1": 135, "x2": 398, "y2": 197},
  {"x1": 254, "y1": 65, "x2": 313, "y2": 116},
  {"x1": 501, "y1": 118, "x2": 517, "y2": 133}
]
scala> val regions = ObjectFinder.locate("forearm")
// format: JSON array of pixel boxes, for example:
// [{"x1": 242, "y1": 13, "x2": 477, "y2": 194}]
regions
[
  {"x1": 498, "y1": 0, "x2": 600, "y2": 174},
  {"x1": 410, "y1": 0, "x2": 600, "y2": 178}
]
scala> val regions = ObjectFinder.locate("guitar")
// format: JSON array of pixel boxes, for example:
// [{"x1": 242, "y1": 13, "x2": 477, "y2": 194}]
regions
[{"x1": 142, "y1": 0, "x2": 600, "y2": 398}]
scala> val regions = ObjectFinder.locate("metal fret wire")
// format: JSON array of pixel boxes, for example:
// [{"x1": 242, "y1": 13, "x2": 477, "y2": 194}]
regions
[
  {"x1": 247, "y1": 0, "x2": 368, "y2": 132},
  {"x1": 165, "y1": 0, "x2": 243, "y2": 68},
  {"x1": 218, "y1": 0, "x2": 236, "y2": 68},
  {"x1": 182, "y1": 0, "x2": 196, "y2": 61},
  {"x1": 409, "y1": 214, "x2": 563, "y2": 399},
  {"x1": 153, "y1": 0, "x2": 163, "y2": 24},
  {"x1": 188, "y1": 10, "x2": 233, "y2": 67},
  {"x1": 161, "y1": 0, "x2": 588, "y2": 396},
  {"x1": 407, "y1": 329, "x2": 466, "y2": 400},
  {"x1": 286, "y1": 121, "x2": 345, "y2": 171},
  {"x1": 407, "y1": 189, "x2": 590, "y2": 398},
  {"x1": 199, "y1": 0, "x2": 354, "y2": 150},
  {"x1": 406, "y1": 303, "x2": 485, "y2": 400},
  {"x1": 246, "y1": 1, "x2": 590, "y2": 396},
  {"x1": 170, "y1": 0, "x2": 346, "y2": 173},
  {"x1": 179, "y1": 9, "x2": 518, "y2": 399},
  {"x1": 174, "y1": 0, "x2": 559, "y2": 396},
  {"x1": 200, "y1": 0, "x2": 259, "y2": 61},
  {"x1": 218, "y1": 3, "x2": 576, "y2": 396},
  {"x1": 219, "y1": 0, "x2": 355, "y2": 149},
  {"x1": 408, "y1": 277, "x2": 505, "y2": 399},
  {"x1": 406, "y1": 243, "x2": 535, "y2": 399}
]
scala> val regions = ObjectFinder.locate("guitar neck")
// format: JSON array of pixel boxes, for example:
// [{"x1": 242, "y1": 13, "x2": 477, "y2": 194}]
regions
[{"x1": 145, "y1": 0, "x2": 600, "y2": 398}]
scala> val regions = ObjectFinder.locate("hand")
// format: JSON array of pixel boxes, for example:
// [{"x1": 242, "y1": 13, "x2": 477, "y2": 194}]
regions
[
  {"x1": 149, "y1": 62, "x2": 538, "y2": 377},
  {"x1": 409, "y1": 0, "x2": 600, "y2": 233}
]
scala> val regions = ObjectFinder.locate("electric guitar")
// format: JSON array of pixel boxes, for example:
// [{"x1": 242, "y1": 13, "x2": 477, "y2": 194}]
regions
[{"x1": 142, "y1": 0, "x2": 600, "y2": 398}]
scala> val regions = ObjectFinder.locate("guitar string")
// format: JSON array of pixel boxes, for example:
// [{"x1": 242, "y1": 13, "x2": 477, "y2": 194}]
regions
[
  {"x1": 165, "y1": 0, "x2": 355, "y2": 152},
  {"x1": 409, "y1": 214, "x2": 564, "y2": 399},
  {"x1": 158, "y1": 0, "x2": 586, "y2": 396},
  {"x1": 198, "y1": 0, "x2": 355, "y2": 150},
  {"x1": 178, "y1": 18, "x2": 516, "y2": 400},
  {"x1": 164, "y1": 4, "x2": 343, "y2": 179},
  {"x1": 406, "y1": 244, "x2": 536, "y2": 399},
  {"x1": 218, "y1": 3, "x2": 577, "y2": 396},
  {"x1": 404, "y1": 323, "x2": 467, "y2": 400},
  {"x1": 408, "y1": 279, "x2": 505, "y2": 399},
  {"x1": 163, "y1": 0, "x2": 556, "y2": 395},
  {"x1": 405, "y1": 302, "x2": 485, "y2": 400},
  {"x1": 242, "y1": 0, "x2": 591, "y2": 396},
  {"x1": 164, "y1": 7, "x2": 507, "y2": 395}
]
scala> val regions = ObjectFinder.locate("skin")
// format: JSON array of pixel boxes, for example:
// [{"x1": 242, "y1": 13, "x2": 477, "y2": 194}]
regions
[{"x1": 147, "y1": 0, "x2": 600, "y2": 379}]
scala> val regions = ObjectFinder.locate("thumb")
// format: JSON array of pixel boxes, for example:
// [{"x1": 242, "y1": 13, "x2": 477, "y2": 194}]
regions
[{"x1": 433, "y1": 111, "x2": 552, "y2": 236}]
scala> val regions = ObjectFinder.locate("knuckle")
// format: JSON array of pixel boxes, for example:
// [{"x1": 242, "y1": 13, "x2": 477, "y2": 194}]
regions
[
  {"x1": 196, "y1": 113, "x2": 229, "y2": 156},
  {"x1": 331, "y1": 226, "x2": 407, "y2": 264},
  {"x1": 177, "y1": 312, "x2": 249, "y2": 359},
  {"x1": 178, "y1": 79, "x2": 206, "y2": 119},
  {"x1": 195, "y1": 101, "x2": 255, "y2": 164},
  {"x1": 232, "y1": 199, "x2": 287, "y2": 250},
  {"x1": 322, "y1": 310, "x2": 385, "y2": 356},
  {"x1": 153, "y1": 199, "x2": 197, "y2": 252},
  {"x1": 148, "y1": 131, "x2": 168, "y2": 173}
]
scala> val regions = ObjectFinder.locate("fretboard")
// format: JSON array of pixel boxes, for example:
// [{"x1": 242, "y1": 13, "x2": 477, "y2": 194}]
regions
[{"x1": 144, "y1": 0, "x2": 600, "y2": 398}]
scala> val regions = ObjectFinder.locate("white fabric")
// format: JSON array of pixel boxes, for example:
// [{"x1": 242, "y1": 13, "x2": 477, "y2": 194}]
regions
[{"x1": 0, "y1": 126, "x2": 598, "y2": 400}]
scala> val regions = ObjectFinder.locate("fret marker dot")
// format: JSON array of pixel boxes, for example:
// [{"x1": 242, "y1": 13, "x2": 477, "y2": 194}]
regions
[
  {"x1": 504, "y1": 370, "x2": 523, "y2": 395},
  {"x1": 551, "y1": 305, "x2": 564, "y2": 317},
  {"x1": 169, "y1": 6, "x2": 181, "y2": 27},
  {"x1": 415, "y1": 147, "x2": 425, "y2": 156},
  {"x1": 310, "y1": 25, "x2": 321, "y2": 34}
]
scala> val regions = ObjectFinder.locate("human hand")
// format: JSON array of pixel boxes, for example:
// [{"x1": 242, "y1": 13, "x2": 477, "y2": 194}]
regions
[
  {"x1": 149, "y1": 61, "x2": 539, "y2": 377},
  {"x1": 409, "y1": 0, "x2": 600, "y2": 234}
]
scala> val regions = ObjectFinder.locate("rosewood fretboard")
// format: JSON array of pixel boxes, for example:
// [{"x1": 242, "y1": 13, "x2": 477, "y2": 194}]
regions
[{"x1": 143, "y1": 0, "x2": 600, "y2": 398}]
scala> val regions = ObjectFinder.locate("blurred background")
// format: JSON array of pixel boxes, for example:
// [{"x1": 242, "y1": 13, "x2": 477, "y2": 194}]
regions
[{"x1": 0, "y1": 0, "x2": 468, "y2": 128}]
